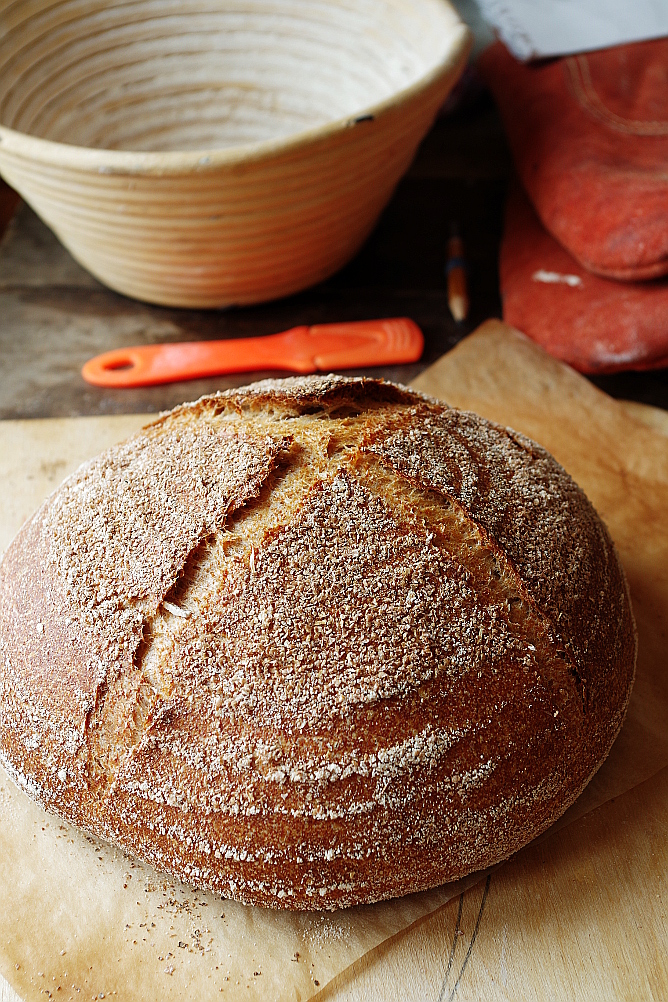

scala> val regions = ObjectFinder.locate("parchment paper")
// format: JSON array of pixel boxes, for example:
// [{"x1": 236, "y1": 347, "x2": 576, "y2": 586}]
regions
[{"x1": 1, "y1": 319, "x2": 667, "y2": 1001}]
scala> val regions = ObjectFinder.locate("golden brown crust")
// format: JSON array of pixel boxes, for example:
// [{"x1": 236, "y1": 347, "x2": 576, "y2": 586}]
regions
[
  {"x1": 362, "y1": 405, "x2": 636, "y2": 753},
  {"x1": 0, "y1": 376, "x2": 636, "y2": 909}
]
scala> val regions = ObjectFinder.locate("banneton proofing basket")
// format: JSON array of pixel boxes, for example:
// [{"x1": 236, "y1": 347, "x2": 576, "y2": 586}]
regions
[{"x1": 0, "y1": 0, "x2": 470, "y2": 308}]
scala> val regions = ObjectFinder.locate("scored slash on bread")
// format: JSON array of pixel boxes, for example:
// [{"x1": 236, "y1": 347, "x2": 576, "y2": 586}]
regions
[{"x1": 0, "y1": 376, "x2": 636, "y2": 909}]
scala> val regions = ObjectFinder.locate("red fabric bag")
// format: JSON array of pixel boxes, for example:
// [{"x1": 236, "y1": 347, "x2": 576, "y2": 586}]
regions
[
  {"x1": 501, "y1": 181, "x2": 668, "y2": 373},
  {"x1": 480, "y1": 38, "x2": 668, "y2": 281}
]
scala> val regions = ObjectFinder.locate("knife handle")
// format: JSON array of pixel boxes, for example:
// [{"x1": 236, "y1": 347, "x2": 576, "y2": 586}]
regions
[{"x1": 81, "y1": 318, "x2": 424, "y2": 388}]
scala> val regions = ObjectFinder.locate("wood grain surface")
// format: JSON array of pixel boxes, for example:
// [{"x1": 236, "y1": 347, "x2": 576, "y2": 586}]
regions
[
  {"x1": 323, "y1": 763, "x2": 668, "y2": 1001},
  {"x1": 1, "y1": 322, "x2": 667, "y2": 1000}
]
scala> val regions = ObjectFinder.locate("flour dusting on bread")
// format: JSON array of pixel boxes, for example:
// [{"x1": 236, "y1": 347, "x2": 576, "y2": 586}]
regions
[{"x1": 0, "y1": 376, "x2": 636, "y2": 909}]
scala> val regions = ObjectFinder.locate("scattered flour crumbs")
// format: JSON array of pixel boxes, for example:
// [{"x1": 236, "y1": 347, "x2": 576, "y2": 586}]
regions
[{"x1": 1, "y1": 800, "x2": 338, "y2": 1000}]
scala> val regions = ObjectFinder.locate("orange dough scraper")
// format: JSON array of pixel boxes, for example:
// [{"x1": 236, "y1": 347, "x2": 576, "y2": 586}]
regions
[{"x1": 82, "y1": 318, "x2": 424, "y2": 388}]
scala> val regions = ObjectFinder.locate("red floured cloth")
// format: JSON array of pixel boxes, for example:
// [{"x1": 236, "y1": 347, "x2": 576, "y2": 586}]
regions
[
  {"x1": 501, "y1": 182, "x2": 668, "y2": 373},
  {"x1": 480, "y1": 38, "x2": 668, "y2": 281}
]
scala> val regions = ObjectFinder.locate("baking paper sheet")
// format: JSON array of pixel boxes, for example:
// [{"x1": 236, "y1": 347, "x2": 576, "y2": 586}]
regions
[{"x1": 1, "y1": 320, "x2": 667, "y2": 1001}]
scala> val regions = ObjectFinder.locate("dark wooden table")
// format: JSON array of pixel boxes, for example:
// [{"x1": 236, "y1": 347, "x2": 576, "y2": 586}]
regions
[{"x1": 1, "y1": 93, "x2": 666, "y2": 420}]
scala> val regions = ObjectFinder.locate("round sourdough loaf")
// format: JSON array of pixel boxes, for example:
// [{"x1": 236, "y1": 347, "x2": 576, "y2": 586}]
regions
[{"x1": 0, "y1": 376, "x2": 636, "y2": 909}]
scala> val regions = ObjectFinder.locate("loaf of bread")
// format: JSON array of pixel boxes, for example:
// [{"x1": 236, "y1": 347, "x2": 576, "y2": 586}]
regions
[{"x1": 0, "y1": 376, "x2": 636, "y2": 909}]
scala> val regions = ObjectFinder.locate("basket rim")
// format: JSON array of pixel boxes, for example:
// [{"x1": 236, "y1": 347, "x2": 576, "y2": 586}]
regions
[{"x1": 0, "y1": 18, "x2": 470, "y2": 175}]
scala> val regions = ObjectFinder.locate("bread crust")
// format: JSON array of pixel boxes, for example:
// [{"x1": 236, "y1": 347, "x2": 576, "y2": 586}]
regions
[{"x1": 0, "y1": 376, "x2": 636, "y2": 909}]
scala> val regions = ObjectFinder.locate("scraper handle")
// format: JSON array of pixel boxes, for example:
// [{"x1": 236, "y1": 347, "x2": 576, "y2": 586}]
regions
[{"x1": 81, "y1": 318, "x2": 424, "y2": 388}]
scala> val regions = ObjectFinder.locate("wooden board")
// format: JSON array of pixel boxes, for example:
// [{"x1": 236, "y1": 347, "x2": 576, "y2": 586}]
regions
[
  {"x1": 1, "y1": 320, "x2": 667, "y2": 1001},
  {"x1": 323, "y1": 763, "x2": 668, "y2": 1001}
]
